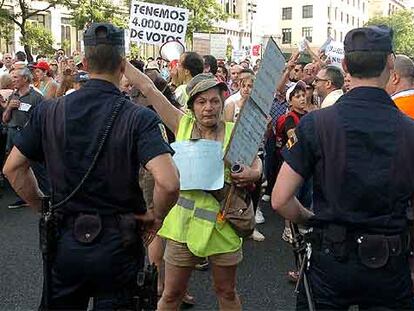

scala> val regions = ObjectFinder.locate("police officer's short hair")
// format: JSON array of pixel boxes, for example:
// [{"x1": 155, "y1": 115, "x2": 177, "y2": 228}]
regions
[
  {"x1": 84, "y1": 27, "x2": 124, "y2": 74},
  {"x1": 323, "y1": 66, "x2": 344, "y2": 89},
  {"x1": 394, "y1": 55, "x2": 414, "y2": 82},
  {"x1": 344, "y1": 51, "x2": 389, "y2": 79},
  {"x1": 181, "y1": 52, "x2": 204, "y2": 78}
]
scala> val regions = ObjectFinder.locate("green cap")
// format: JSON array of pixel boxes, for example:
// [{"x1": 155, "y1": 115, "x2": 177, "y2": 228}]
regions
[{"x1": 186, "y1": 73, "x2": 228, "y2": 108}]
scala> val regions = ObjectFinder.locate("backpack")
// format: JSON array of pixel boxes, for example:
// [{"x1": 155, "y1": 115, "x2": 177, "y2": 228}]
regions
[{"x1": 275, "y1": 111, "x2": 301, "y2": 150}]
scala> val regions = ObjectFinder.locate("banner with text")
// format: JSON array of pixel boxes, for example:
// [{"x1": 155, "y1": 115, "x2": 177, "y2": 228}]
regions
[
  {"x1": 325, "y1": 41, "x2": 344, "y2": 68},
  {"x1": 129, "y1": 1, "x2": 189, "y2": 46}
]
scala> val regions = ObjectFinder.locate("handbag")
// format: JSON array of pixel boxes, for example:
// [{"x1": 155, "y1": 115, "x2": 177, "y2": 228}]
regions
[{"x1": 220, "y1": 184, "x2": 256, "y2": 238}]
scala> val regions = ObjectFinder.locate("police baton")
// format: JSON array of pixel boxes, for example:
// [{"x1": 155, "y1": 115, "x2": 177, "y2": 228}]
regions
[{"x1": 289, "y1": 221, "x2": 315, "y2": 311}]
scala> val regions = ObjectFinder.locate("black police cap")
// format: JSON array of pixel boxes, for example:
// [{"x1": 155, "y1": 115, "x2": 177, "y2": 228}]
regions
[
  {"x1": 84, "y1": 23, "x2": 124, "y2": 47},
  {"x1": 344, "y1": 25, "x2": 393, "y2": 53}
]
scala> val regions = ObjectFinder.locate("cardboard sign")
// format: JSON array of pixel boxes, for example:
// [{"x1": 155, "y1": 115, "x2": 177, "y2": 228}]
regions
[
  {"x1": 225, "y1": 38, "x2": 285, "y2": 166},
  {"x1": 325, "y1": 41, "x2": 344, "y2": 68},
  {"x1": 129, "y1": 1, "x2": 189, "y2": 46},
  {"x1": 193, "y1": 33, "x2": 227, "y2": 59}
]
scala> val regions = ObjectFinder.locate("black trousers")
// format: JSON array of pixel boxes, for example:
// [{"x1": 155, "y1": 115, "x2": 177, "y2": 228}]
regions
[
  {"x1": 40, "y1": 226, "x2": 143, "y2": 310},
  {"x1": 296, "y1": 249, "x2": 414, "y2": 310}
]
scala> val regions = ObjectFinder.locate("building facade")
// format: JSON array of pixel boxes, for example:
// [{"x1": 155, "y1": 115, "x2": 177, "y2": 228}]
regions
[
  {"x1": 0, "y1": 0, "x2": 85, "y2": 56},
  {"x1": 368, "y1": 0, "x2": 406, "y2": 18},
  {"x1": 276, "y1": 0, "x2": 370, "y2": 53}
]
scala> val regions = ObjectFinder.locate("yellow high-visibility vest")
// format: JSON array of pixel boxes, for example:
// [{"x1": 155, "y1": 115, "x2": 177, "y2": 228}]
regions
[{"x1": 158, "y1": 114, "x2": 242, "y2": 257}]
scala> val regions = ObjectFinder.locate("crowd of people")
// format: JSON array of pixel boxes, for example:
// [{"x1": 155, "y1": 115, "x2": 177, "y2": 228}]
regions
[{"x1": 2, "y1": 22, "x2": 414, "y2": 310}]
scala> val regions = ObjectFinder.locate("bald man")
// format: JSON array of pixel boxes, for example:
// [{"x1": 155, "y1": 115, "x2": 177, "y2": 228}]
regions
[{"x1": 386, "y1": 54, "x2": 414, "y2": 118}]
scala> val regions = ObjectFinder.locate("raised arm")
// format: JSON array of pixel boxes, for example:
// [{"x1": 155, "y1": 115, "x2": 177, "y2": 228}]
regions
[
  {"x1": 276, "y1": 51, "x2": 299, "y2": 94},
  {"x1": 124, "y1": 61, "x2": 184, "y2": 135}
]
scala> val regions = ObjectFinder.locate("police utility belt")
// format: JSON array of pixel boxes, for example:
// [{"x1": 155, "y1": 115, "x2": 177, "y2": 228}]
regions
[{"x1": 306, "y1": 224, "x2": 410, "y2": 269}]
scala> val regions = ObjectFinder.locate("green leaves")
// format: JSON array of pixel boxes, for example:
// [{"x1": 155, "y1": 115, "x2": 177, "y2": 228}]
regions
[
  {"x1": 366, "y1": 10, "x2": 414, "y2": 58},
  {"x1": 20, "y1": 23, "x2": 55, "y2": 55},
  {"x1": 69, "y1": 0, "x2": 127, "y2": 30}
]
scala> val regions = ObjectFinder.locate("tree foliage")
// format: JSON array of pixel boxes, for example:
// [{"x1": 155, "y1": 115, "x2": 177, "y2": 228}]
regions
[
  {"x1": 131, "y1": 0, "x2": 228, "y2": 39},
  {"x1": 0, "y1": 0, "x2": 66, "y2": 61},
  {"x1": 21, "y1": 23, "x2": 55, "y2": 55},
  {"x1": 0, "y1": 15, "x2": 14, "y2": 50},
  {"x1": 67, "y1": 0, "x2": 127, "y2": 30},
  {"x1": 365, "y1": 10, "x2": 414, "y2": 58}
]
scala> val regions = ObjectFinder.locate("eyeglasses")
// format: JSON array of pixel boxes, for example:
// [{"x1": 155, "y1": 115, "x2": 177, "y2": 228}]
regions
[{"x1": 314, "y1": 77, "x2": 329, "y2": 83}]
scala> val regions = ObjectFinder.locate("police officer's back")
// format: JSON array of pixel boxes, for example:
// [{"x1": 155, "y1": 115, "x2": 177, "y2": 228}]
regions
[
  {"x1": 3, "y1": 23, "x2": 180, "y2": 310},
  {"x1": 272, "y1": 26, "x2": 414, "y2": 310}
]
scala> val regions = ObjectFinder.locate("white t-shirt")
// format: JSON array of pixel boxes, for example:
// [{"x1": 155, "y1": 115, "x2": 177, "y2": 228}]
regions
[{"x1": 224, "y1": 91, "x2": 241, "y2": 107}]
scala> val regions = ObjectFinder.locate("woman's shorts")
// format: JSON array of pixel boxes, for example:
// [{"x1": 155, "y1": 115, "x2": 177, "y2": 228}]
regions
[{"x1": 164, "y1": 239, "x2": 243, "y2": 268}]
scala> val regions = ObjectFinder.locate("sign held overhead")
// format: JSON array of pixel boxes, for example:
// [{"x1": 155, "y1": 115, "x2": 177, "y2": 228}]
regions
[{"x1": 129, "y1": 1, "x2": 189, "y2": 46}]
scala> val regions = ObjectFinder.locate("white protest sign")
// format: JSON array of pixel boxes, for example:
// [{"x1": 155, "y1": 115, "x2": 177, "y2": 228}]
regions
[
  {"x1": 209, "y1": 33, "x2": 227, "y2": 59},
  {"x1": 225, "y1": 38, "x2": 285, "y2": 166},
  {"x1": 129, "y1": 1, "x2": 189, "y2": 46},
  {"x1": 193, "y1": 33, "x2": 228, "y2": 59},
  {"x1": 325, "y1": 41, "x2": 344, "y2": 68}
]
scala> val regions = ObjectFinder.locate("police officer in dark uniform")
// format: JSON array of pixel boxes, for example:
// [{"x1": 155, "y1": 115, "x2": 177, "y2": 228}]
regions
[
  {"x1": 3, "y1": 23, "x2": 180, "y2": 310},
  {"x1": 272, "y1": 25, "x2": 414, "y2": 309}
]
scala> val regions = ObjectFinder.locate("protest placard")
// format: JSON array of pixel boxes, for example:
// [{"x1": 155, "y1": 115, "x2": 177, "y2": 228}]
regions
[
  {"x1": 325, "y1": 41, "x2": 344, "y2": 68},
  {"x1": 129, "y1": 1, "x2": 189, "y2": 46},
  {"x1": 225, "y1": 38, "x2": 285, "y2": 167},
  {"x1": 193, "y1": 33, "x2": 227, "y2": 59}
]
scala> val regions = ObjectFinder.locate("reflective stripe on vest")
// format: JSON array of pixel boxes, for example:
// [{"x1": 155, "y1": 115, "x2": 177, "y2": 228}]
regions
[
  {"x1": 194, "y1": 208, "x2": 217, "y2": 222},
  {"x1": 177, "y1": 197, "x2": 195, "y2": 210}
]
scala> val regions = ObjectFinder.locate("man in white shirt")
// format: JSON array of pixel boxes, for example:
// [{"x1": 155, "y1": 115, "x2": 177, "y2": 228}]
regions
[
  {"x1": 0, "y1": 53, "x2": 13, "y2": 75},
  {"x1": 314, "y1": 65, "x2": 344, "y2": 108},
  {"x1": 224, "y1": 68, "x2": 255, "y2": 107}
]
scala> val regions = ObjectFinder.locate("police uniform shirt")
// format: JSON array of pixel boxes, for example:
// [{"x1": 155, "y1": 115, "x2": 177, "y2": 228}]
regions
[
  {"x1": 14, "y1": 79, "x2": 173, "y2": 215},
  {"x1": 282, "y1": 87, "x2": 414, "y2": 234}
]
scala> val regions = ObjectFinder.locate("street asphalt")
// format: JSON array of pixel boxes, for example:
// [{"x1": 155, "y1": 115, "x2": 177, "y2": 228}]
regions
[{"x1": 0, "y1": 186, "x2": 297, "y2": 310}]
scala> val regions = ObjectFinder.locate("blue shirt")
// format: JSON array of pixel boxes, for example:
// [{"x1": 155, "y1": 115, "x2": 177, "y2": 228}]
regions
[
  {"x1": 15, "y1": 79, "x2": 173, "y2": 215},
  {"x1": 282, "y1": 87, "x2": 414, "y2": 234}
]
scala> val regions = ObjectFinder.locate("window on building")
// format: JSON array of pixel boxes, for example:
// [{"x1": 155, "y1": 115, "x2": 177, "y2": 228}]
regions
[
  {"x1": 328, "y1": 7, "x2": 330, "y2": 20},
  {"x1": 302, "y1": 27, "x2": 313, "y2": 42},
  {"x1": 346, "y1": 14, "x2": 349, "y2": 24},
  {"x1": 341, "y1": 12, "x2": 343, "y2": 22},
  {"x1": 302, "y1": 5, "x2": 313, "y2": 18},
  {"x1": 363, "y1": 1, "x2": 365, "y2": 13},
  {"x1": 334, "y1": 29, "x2": 337, "y2": 40},
  {"x1": 27, "y1": 14, "x2": 46, "y2": 27},
  {"x1": 282, "y1": 7, "x2": 292, "y2": 20},
  {"x1": 335, "y1": 8, "x2": 338, "y2": 20},
  {"x1": 358, "y1": 0, "x2": 360, "y2": 8},
  {"x1": 352, "y1": 16, "x2": 355, "y2": 26},
  {"x1": 340, "y1": 32, "x2": 343, "y2": 42},
  {"x1": 353, "y1": 0, "x2": 355, "y2": 6},
  {"x1": 61, "y1": 18, "x2": 72, "y2": 56},
  {"x1": 282, "y1": 28, "x2": 292, "y2": 44}
]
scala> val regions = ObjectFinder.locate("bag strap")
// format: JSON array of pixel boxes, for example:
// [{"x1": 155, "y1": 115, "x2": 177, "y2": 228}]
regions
[{"x1": 51, "y1": 96, "x2": 125, "y2": 209}]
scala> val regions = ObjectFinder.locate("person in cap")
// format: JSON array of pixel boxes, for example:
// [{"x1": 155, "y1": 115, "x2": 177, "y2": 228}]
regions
[
  {"x1": 273, "y1": 25, "x2": 414, "y2": 309},
  {"x1": 3, "y1": 22, "x2": 180, "y2": 309},
  {"x1": 33, "y1": 61, "x2": 58, "y2": 99},
  {"x1": 125, "y1": 67, "x2": 262, "y2": 310},
  {"x1": 386, "y1": 54, "x2": 414, "y2": 119}
]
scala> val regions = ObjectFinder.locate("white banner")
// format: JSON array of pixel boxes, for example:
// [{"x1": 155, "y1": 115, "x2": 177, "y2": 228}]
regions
[
  {"x1": 129, "y1": 1, "x2": 189, "y2": 46},
  {"x1": 325, "y1": 41, "x2": 344, "y2": 68}
]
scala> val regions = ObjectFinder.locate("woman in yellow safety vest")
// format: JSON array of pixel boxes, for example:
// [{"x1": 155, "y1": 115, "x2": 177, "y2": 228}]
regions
[{"x1": 125, "y1": 62, "x2": 262, "y2": 310}]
